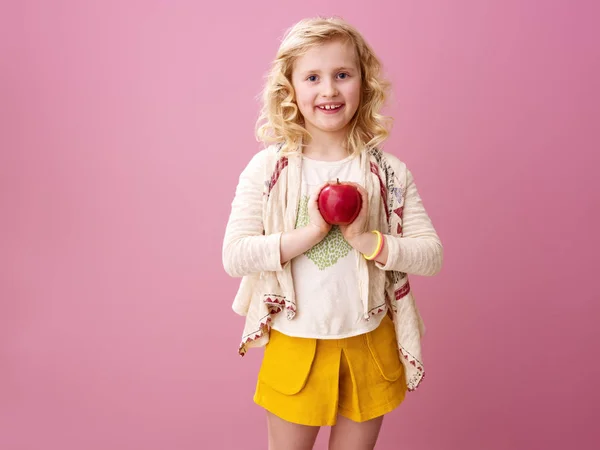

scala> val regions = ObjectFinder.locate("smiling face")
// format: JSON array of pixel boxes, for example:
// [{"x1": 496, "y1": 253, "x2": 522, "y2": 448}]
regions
[{"x1": 291, "y1": 39, "x2": 362, "y2": 142}]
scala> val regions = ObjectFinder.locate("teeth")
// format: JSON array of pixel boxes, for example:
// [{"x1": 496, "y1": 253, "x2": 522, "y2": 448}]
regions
[{"x1": 320, "y1": 105, "x2": 341, "y2": 110}]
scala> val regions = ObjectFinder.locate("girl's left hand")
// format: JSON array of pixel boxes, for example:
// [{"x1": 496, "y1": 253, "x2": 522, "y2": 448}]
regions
[{"x1": 339, "y1": 182, "x2": 369, "y2": 246}]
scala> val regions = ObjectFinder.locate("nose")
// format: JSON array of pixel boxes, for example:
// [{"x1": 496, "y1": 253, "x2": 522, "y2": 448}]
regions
[{"x1": 321, "y1": 78, "x2": 338, "y2": 97}]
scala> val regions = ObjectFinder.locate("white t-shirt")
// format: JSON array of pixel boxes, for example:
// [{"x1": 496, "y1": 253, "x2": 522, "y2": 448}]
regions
[{"x1": 271, "y1": 154, "x2": 383, "y2": 339}]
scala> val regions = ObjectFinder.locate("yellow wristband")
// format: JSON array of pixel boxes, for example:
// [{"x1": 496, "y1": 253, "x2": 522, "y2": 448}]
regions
[{"x1": 363, "y1": 230, "x2": 383, "y2": 260}]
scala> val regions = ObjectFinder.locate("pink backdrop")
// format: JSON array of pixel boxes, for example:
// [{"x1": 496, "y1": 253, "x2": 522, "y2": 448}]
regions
[{"x1": 2, "y1": 1, "x2": 599, "y2": 449}]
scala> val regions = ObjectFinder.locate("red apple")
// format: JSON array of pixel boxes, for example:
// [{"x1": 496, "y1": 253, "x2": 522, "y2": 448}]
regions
[{"x1": 317, "y1": 179, "x2": 362, "y2": 225}]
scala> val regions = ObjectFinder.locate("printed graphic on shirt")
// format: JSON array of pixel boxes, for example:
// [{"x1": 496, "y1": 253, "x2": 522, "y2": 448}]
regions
[{"x1": 296, "y1": 194, "x2": 352, "y2": 270}]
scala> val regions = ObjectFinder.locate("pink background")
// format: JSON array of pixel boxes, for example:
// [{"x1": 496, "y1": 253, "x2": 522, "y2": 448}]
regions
[{"x1": 2, "y1": 1, "x2": 599, "y2": 449}]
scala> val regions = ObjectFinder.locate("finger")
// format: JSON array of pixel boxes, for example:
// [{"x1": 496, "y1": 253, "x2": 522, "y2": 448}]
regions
[
  {"x1": 352, "y1": 183, "x2": 368, "y2": 195},
  {"x1": 355, "y1": 184, "x2": 368, "y2": 202},
  {"x1": 311, "y1": 183, "x2": 326, "y2": 201},
  {"x1": 357, "y1": 188, "x2": 369, "y2": 218},
  {"x1": 316, "y1": 181, "x2": 332, "y2": 194},
  {"x1": 308, "y1": 189, "x2": 320, "y2": 206}
]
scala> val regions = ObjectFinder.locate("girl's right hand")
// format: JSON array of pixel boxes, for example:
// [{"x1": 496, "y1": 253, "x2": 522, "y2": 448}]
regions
[
  {"x1": 307, "y1": 182, "x2": 332, "y2": 236},
  {"x1": 279, "y1": 182, "x2": 332, "y2": 265}
]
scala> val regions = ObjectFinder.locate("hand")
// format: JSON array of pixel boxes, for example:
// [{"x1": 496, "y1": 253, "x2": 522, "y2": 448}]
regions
[
  {"x1": 307, "y1": 182, "x2": 333, "y2": 236},
  {"x1": 339, "y1": 182, "x2": 369, "y2": 245}
]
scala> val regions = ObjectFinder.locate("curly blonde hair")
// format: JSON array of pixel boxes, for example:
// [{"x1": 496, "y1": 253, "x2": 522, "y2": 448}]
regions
[{"x1": 255, "y1": 17, "x2": 392, "y2": 155}]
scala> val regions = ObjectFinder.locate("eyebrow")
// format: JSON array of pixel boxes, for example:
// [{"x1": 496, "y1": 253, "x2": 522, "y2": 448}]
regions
[{"x1": 300, "y1": 66, "x2": 357, "y2": 75}]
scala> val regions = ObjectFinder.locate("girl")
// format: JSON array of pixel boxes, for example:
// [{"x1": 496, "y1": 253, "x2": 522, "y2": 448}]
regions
[{"x1": 222, "y1": 17, "x2": 443, "y2": 450}]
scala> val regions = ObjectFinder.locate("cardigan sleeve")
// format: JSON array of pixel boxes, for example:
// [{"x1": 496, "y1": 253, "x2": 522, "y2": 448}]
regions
[
  {"x1": 222, "y1": 150, "x2": 284, "y2": 278},
  {"x1": 375, "y1": 169, "x2": 443, "y2": 276}
]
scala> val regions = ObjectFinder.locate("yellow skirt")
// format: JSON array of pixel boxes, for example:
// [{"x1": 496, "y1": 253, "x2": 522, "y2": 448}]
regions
[{"x1": 253, "y1": 314, "x2": 407, "y2": 426}]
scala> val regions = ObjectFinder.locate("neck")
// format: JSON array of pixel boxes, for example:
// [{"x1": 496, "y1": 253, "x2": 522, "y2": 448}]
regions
[{"x1": 302, "y1": 126, "x2": 350, "y2": 161}]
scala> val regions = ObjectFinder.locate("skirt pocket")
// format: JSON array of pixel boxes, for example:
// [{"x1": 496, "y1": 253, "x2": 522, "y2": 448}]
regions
[
  {"x1": 257, "y1": 330, "x2": 317, "y2": 395},
  {"x1": 366, "y1": 315, "x2": 404, "y2": 382}
]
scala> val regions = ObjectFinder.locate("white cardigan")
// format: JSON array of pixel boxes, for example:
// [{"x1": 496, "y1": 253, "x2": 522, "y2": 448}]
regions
[{"x1": 222, "y1": 146, "x2": 443, "y2": 391}]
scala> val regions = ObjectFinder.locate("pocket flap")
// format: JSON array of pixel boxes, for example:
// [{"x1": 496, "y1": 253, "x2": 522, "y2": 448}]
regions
[
  {"x1": 366, "y1": 316, "x2": 404, "y2": 382},
  {"x1": 258, "y1": 330, "x2": 317, "y2": 395}
]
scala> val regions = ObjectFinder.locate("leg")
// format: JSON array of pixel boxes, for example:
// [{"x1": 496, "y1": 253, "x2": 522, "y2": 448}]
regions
[
  {"x1": 328, "y1": 414, "x2": 384, "y2": 450},
  {"x1": 266, "y1": 410, "x2": 320, "y2": 450}
]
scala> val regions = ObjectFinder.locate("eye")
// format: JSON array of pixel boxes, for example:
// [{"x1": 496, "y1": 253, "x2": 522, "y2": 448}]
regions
[
  {"x1": 337, "y1": 72, "x2": 349, "y2": 79},
  {"x1": 307, "y1": 75, "x2": 318, "y2": 82}
]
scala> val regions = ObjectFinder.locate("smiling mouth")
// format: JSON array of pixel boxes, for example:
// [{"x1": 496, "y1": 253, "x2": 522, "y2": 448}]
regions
[{"x1": 317, "y1": 104, "x2": 343, "y2": 110}]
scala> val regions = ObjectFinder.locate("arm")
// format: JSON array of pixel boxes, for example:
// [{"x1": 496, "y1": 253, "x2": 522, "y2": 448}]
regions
[
  {"x1": 222, "y1": 151, "x2": 280, "y2": 277},
  {"x1": 222, "y1": 152, "x2": 330, "y2": 277},
  {"x1": 348, "y1": 170, "x2": 443, "y2": 276},
  {"x1": 280, "y1": 224, "x2": 328, "y2": 264}
]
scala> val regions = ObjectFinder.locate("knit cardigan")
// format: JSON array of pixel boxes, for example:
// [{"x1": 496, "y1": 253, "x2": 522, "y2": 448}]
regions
[{"x1": 222, "y1": 144, "x2": 443, "y2": 391}]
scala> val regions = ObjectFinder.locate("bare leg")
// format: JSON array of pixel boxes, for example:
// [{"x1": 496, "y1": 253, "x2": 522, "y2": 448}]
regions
[
  {"x1": 266, "y1": 410, "x2": 320, "y2": 450},
  {"x1": 328, "y1": 414, "x2": 384, "y2": 450}
]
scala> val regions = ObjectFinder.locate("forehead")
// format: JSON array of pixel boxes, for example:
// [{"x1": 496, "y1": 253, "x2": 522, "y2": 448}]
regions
[{"x1": 293, "y1": 39, "x2": 359, "y2": 73}]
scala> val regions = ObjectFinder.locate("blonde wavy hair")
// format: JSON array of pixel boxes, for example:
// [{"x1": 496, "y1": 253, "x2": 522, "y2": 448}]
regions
[{"x1": 255, "y1": 17, "x2": 392, "y2": 155}]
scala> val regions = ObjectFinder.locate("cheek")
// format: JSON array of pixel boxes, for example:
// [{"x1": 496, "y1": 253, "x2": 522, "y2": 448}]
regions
[
  {"x1": 295, "y1": 91, "x2": 314, "y2": 113},
  {"x1": 347, "y1": 81, "x2": 362, "y2": 104}
]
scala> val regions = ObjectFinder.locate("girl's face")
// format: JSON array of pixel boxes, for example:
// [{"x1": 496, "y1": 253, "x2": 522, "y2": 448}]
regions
[{"x1": 291, "y1": 39, "x2": 362, "y2": 141}]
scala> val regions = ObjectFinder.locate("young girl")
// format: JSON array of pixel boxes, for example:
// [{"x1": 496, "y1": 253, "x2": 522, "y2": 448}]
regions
[{"x1": 222, "y1": 17, "x2": 443, "y2": 450}]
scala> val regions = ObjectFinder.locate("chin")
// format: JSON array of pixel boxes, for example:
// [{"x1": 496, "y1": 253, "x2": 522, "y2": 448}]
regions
[
  {"x1": 317, "y1": 122, "x2": 351, "y2": 133},
  {"x1": 306, "y1": 116, "x2": 347, "y2": 130}
]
